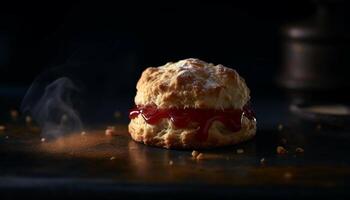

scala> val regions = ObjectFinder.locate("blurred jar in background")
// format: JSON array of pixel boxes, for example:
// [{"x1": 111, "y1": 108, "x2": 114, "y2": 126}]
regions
[{"x1": 279, "y1": 0, "x2": 350, "y2": 105}]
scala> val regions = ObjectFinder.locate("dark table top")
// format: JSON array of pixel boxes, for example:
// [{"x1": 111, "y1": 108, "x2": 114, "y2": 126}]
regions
[{"x1": 1, "y1": 93, "x2": 350, "y2": 199}]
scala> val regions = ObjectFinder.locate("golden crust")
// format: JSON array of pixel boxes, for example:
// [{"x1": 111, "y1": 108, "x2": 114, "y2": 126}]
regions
[
  {"x1": 128, "y1": 114, "x2": 256, "y2": 149},
  {"x1": 135, "y1": 58, "x2": 250, "y2": 109}
]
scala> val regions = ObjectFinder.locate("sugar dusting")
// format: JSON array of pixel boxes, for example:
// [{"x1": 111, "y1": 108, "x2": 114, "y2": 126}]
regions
[{"x1": 176, "y1": 59, "x2": 220, "y2": 90}]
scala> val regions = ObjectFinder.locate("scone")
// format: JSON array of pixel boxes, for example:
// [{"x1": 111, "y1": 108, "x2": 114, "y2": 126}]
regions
[{"x1": 128, "y1": 58, "x2": 256, "y2": 149}]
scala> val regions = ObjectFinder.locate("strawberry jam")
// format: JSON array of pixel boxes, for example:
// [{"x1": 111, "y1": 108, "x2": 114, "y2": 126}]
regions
[{"x1": 129, "y1": 105, "x2": 255, "y2": 141}]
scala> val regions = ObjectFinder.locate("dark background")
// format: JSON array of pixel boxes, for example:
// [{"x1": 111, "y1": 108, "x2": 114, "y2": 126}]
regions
[
  {"x1": 3, "y1": 2, "x2": 350, "y2": 199},
  {"x1": 0, "y1": 1, "x2": 317, "y2": 98}
]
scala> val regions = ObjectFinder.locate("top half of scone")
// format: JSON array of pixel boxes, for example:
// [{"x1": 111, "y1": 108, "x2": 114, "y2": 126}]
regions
[{"x1": 134, "y1": 58, "x2": 251, "y2": 110}]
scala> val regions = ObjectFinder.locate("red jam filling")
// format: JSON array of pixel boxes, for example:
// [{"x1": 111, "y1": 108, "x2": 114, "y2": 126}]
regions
[{"x1": 129, "y1": 104, "x2": 255, "y2": 141}]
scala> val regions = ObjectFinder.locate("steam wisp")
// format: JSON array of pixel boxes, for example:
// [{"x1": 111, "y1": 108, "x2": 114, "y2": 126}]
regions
[{"x1": 21, "y1": 77, "x2": 83, "y2": 139}]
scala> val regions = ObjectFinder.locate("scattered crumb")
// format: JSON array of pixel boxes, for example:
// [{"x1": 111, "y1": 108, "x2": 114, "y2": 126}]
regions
[
  {"x1": 192, "y1": 150, "x2": 200, "y2": 158},
  {"x1": 316, "y1": 124, "x2": 322, "y2": 131},
  {"x1": 105, "y1": 126, "x2": 116, "y2": 136},
  {"x1": 25, "y1": 116, "x2": 32, "y2": 124},
  {"x1": 260, "y1": 158, "x2": 266, "y2": 165},
  {"x1": 295, "y1": 147, "x2": 304, "y2": 153},
  {"x1": 278, "y1": 124, "x2": 283, "y2": 131},
  {"x1": 196, "y1": 153, "x2": 204, "y2": 160},
  {"x1": 81, "y1": 131, "x2": 86, "y2": 136},
  {"x1": 10, "y1": 110, "x2": 19, "y2": 120},
  {"x1": 281, "y1": 138, "x2": 287, "y2": 144},
  {"x1": 236, "y1": 149, "x2": 244, "y2": 154},
  {"x1": 114, "y1": 111, "x2": 122, "y2": 119},
  {"x1": 5, "y1": 136, "x2": 9, "y2": 139},
  {"x1": 284, "y1": 172, "x2": 293, "y2": 179},
  {"x1": 41, "y1": 138, "x2": 46, "y2": 142},
  {"x1": 191, "y1": 151, "x2": 210, "y2": 160},
  {"x1": 169, "y1": 160, "x2": 174, "y2": 165},
  {"x1": 277, "y1": 146, "x2": 288, "y2": 155},
  {"x1": 110, "y1": 156, "x2": 116, "y2": 160},
  {"x1": 0, "y1": 125, "x2": 6, "y2": 131}
]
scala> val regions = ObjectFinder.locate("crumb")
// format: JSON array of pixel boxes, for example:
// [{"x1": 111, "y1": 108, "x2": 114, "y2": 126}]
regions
[
  {"x1": 110, "y1": 156, "x2": 116, "y2": 160},
  {"x1": 0, "y1": 125, "x2": 6, "y2": 131},
  {"x1": 278, "y1": 124, "x2": 283, "y2": 131},
  {"x1": 105, "y1": 126, "x2": 116, "y2": 136},
  {"x1": 114, "y1": 111, "x2": 122, "y2": 118},
  {"x1": 277, "y1": 146, "x2": 288, "y2": 155},
  {"x1": 284, "y1": 172, "x2": 293, "y2": 179},
  {"x1": 25, "y1": 116, "x2": 32, "y2": 124},
  {"x1": 41, "y1": 138, "x2": 46, "y2": 142},
  {"x1": 295, "y1": 147, "x2": 304, "y2": 153},
  {"x1": 81, "y1": 131, "x2": 86, "y2": 136},
  {"x1": 316, "y1": 124, "x2": 322, "y2": 131},
  {"x1": 196, "y1": 153, "x2": 204, "y2": 160},
  {"x1": 260, "y1": 158, "x2": 266, "y2": 165},
  {"x1": 192, "y1": 150, "x2": 200, "y2": 158},
  {"x1": 281, "y1": 138, "x2": 287, "y2": 144},
  {"x1": 169, "y1": 160, "x2": 174, "y2": 165},
  {"x1": 5, "y1": 135, "x2": 9, "y2": 139},
  {"x1": 236, "y1": 149, "x2": 244, "y2": 154},
  {"x1": 10, "y1": 110, "x2": 19, "y2": 120}
]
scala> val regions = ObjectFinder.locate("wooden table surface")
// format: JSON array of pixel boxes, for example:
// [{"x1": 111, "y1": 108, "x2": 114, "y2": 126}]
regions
[{"x1": 0, "y1": 95, "x2": 350, "y2": 199}]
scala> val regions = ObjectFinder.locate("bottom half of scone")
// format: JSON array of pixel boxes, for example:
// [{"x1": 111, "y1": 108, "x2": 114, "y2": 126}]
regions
[{"x1": 128, "y1": 114, "x2": 256, "y2": 149}]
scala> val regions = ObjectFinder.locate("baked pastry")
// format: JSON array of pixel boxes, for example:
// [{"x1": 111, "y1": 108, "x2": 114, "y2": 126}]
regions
[{"x1": 128, "y1": 58, "x2": 256, "y2": 149}]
